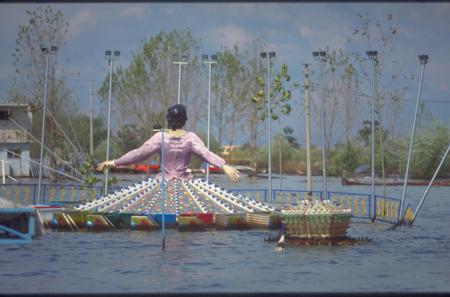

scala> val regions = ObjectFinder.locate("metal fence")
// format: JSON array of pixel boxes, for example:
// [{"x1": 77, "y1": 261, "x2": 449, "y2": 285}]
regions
[
  {"x1": 0, "y1": 183, "x2": 121, "y2": 205},
  {"x1": 0, "y1": 183, "x2": 401, "y2": 224}
]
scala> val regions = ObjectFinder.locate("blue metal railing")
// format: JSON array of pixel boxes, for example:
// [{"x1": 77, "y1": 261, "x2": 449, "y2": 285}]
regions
[
  {"x1": 374, "y1": 194, "x2": 402, "y2": 224},
  {"x1": 0, "y1": 183, "x2": 401, "y2": 224},
  {"x1": 0, "y1": 183, "x2": 121, "y2": 206}
]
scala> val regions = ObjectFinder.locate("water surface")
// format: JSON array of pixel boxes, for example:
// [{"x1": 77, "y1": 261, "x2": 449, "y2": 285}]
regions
[{"x1": 1, "y1": 176, "x2": 449, "y2": 293}]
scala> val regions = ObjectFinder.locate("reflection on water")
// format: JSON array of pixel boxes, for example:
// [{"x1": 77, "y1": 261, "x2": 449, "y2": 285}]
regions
[{"x1": 1, "y1": 175, "x2": 450, "y2": 293}]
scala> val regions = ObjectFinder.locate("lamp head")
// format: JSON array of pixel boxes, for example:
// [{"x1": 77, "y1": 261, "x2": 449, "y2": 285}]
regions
[
  {"x1": 269, "y1": 52, "x2": 276, "y2": 59},
  {"x1": 260, "y1": 52, "x2": 267, "y2": 58},
  {"x1": 418, "y1": 54, "x2": 429, "y2": 65},
  {"x1": 366, "y1": 51, "x2": 378, "y2": 60}
]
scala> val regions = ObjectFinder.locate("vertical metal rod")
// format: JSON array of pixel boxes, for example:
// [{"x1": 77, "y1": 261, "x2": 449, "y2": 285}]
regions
[
  {"x1": 267, "y1": 58, "x2": 272, "y2": 200},
  {"x1": 89, "y1": 80, "x2": 94, "y2": 156},
  {"x1": 37, "y1": 52, "x2": 50, "y2": 205},
  {"x1": 105, "y1": 58, "x2": 113, "y2": 195},
  {"x1": 319, "y1": 57, "x2": 327, "y2": 195},
  {"x1": 1, "y1": 160, "x2": 5, "y2": 184},
  {"x1": 161, "y1": 127, "x2": 165, "y2": 251},
  {"x1": 411, "y1": 143, "x2": 450, "y2": 224},
  {"x1": 399, "y1": 59, "x2": 427, "y2": 220},
  {"x1": 177, "y1": 63, "x2": 182, "y2": 104},
  {"x1": 278, "y1": 92, "x2": 282, "y2": 191},
  {"x1": 206, "y1": 63, "x2": 212, "y2": 182},
  {"x1": 304, "y1": 64, "x2": 312, "y2": 194},
  {"x1": 371, "y1": 58, "x2": 376, "y2": 221}
]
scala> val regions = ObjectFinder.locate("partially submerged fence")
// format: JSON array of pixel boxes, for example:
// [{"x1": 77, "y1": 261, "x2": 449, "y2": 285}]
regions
[{"x1": 0, "y1": 183, "x2": 402, "y2": 224}]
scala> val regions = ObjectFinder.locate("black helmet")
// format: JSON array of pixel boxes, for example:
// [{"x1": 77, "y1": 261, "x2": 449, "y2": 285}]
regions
[{"x1": 166, "y1": 104, "x2": 187, "y2": 129}]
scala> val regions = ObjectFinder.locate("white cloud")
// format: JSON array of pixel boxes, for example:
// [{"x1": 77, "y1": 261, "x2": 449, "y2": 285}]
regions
[
  {"x1": 210, "y1": 24, "x2": 249, "y2": 48},
  {"x1": 120, "y1": 5, "x2": 146, "y2": 19},
  {"x1": 68, "y1": 8, "x2": 97, "y2": 39}
]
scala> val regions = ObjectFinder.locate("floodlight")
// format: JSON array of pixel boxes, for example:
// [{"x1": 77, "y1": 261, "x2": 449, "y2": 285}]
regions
[{"x1": 418, "y1": 54, "x2": 429, "y2": 65}]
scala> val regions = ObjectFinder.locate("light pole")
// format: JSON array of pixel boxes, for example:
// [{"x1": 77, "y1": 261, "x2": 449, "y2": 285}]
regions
[
  {"x1": 303, "y1": 63, "x2": 313, "y2": 198},
  {"x1": 37, "y1": 45, "x2": 57, "y2": 205},
  {"x1": 313, "y1": 50, "x2": 327, "y2": 198},
  {"x1": 399, "y1": 54, "x2": 429, "y2": 222},
  {"x1": 202, "y1": 54, "x2": 217, "y2": 182},
  {"x1": 104, "y1": 50, "x2": 120, "y2": 196},
  {"x1": 173, "y1": 55, "x2": 189, "y2": 104},
  {"x1": 366, "y1": 50, "x2": 378, "y2": 221},
  {"x1": 260, "y1": 51, "x2": 276, "y2": 200}
]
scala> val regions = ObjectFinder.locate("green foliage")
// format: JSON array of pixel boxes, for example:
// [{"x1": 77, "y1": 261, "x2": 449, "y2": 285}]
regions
[
  {"x1": 411, "y1": 121, "x2": 450, "y2": 178},
  {"x1": 93, "y1": 137, "x2": 122, "y2": 162},
  {"x1": 117, "y1": 124, "x2": 145, "y2": 154},
  {"x1": 328, "y1": 143, "x2": 361, "y2": 176},
  {"x1": 11, "y1": 5, "x2": 82, "y2": 182},
  {"x1": 357, "y1": 120, "x2": 388, "y2": 147},
  {"x1": 283, "y1": 126, "x2": 300, "y2": 148},
  {"x1": 79, "y1": 154, "x2": 99, "y2": 188},
  {"x1": 252, "y1": 64, "x2": 296, "y2": 121},
  {"x1": 97, "y1": 28, "x2": 202, "y2": 144}
]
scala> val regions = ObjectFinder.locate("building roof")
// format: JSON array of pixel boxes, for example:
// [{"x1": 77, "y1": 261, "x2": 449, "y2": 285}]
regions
[{"x1": 0, "y1": 101, "x2": 30, "y2": 108}]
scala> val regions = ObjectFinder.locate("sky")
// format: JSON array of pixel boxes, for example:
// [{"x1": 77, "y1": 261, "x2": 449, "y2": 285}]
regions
[{"x1": 0, "y1": 2, "x2": 449, "y2": 146}]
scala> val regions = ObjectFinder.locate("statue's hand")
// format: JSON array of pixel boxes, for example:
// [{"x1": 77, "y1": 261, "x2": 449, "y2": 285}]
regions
[
  {"x1": 223, "y1": 164, "x2": 240, "y2": 183},
  {"x1": 96, "y1": 160, "x2": 115, "y2": 172}
]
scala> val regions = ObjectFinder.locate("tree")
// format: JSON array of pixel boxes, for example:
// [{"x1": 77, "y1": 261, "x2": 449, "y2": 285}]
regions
[
  {"x1": 349, "y1": 13, "x2": 414, "y2": 187},
  {"x1": 283, "y1": 126, "x2": 299, "y2": 148},
  {"x1": 98, "y1": 28, "x2": 204, "y2": 146},
  {"x1": 411, "y1": 121, "x2": 450, "y2": 178},
  {"x1": 252, "y1": 62, "x2": 297, "y2": 173},
  {"x1": 11, "y1": 5, "x2": 79, "y2": 180}
]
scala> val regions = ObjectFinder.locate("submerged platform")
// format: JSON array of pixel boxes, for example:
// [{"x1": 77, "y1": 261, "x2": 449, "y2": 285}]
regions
[
  {"x1": 47, "y1": 178, "x2": 354, "y2": 239},
  {"x1": 49, "y1": 178, "x2": 280, "y2": 231}
]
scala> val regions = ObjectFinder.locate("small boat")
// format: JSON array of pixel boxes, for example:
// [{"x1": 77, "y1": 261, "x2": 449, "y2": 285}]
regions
[
  {"x1": 341, "y1": 176, "x2": 450, "y2": 186},
  {"x1": 133, "y1": 162, "x2": 161, "y2": 173}
]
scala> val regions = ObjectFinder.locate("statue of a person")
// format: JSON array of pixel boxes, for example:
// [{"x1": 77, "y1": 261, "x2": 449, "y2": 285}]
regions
[{"x1": 97, "y1": 104, "x2": 240, "y2": 182}]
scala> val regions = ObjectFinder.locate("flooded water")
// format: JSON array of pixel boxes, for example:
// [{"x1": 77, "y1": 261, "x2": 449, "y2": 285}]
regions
[{"x1": 1, "y1": 175, "x2": 450, "y2": 293}]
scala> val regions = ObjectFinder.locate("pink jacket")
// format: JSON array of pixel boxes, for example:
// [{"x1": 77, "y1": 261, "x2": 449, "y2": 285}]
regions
[{"x1": 113, "y1": 131, "x2": 225, "y2": 180}]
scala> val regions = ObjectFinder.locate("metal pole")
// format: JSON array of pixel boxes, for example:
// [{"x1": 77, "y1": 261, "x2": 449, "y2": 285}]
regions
[
  {"x1": 1, "y1": 160, "x2": 5, "y2": 184},
  {"x1": 177, "y1": 63, "x2": 182, "y2": 104},
  {"x1": 105, "y1": 58, "x2": 113, "y2": 195},
  {"x1": 89, "y1": 80, "x2": 94, "y2": 156},
  {"x1": 37, "y1": 52, "x2": 50, "y2": 205},
  {"x1": 161, "y1": 127, "x2": 165, "y2": 251},
  {"x1": 303, "y1": 63, "x2": 313, "y2": 195},
  {"x1": 206, "y1": 62, "x2": 212, "y2": 182},
  {"x1": 371, "y1": 58, "x2": 376, "y2": 221},
  {"x1": 278, "y1": 91, "x2": 282, "y2": 191},
  {"x1": 319, "y1": 56, "x2": 327, "y2": 196},
  {"x1": 410, "y1": 143, "x2": 450, "y2": 224},
  {"x1": 267, "y1": 58, "x2": 272, "y2": 200},
  {"x1": 399, "y1": 55, "x2": 428, "y2": 221}
]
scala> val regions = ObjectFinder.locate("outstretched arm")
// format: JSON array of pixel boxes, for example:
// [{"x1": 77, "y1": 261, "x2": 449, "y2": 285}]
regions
[
  {"x1": 96, "y1": 132, "x2": 162, "y2": 172},
  {"x1": 190, "y1": 133, "x2": 240, "y2": 183}
]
